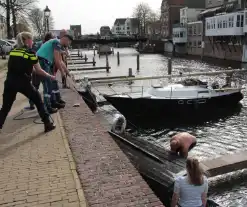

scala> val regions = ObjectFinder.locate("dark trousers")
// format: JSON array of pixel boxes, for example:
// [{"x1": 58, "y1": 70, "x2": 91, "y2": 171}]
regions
[
  {"x1": 0, "y1": 76, "x2": 50, "y2": 129},
  {"x1": 29, "y1": 73, "x2": 41, "y2": 107}
]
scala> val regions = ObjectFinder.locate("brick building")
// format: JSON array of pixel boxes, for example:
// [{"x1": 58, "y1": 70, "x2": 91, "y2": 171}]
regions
[{"x1": 160, "y1": 0, "x2": 205, "y2": 39}]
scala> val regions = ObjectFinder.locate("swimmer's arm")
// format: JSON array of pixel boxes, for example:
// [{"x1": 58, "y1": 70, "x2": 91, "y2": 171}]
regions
[{"x1": 180, "y1": 147, "x2": 188, "y2": 158}]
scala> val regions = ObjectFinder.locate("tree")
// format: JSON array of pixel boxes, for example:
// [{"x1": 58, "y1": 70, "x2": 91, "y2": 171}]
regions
[
  {"x1": 133, "y1": 2, "x2": 151, "y2": 35},
  {"x1": 0, "y1": 0, "x2": 37, "y2": 38},
  {"x1": 28, "y1": 7, "x2": 55, "y2": 37}
]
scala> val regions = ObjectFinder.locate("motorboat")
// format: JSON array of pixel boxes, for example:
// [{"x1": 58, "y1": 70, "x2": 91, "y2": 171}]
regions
[{"x1": 103, "y1": 78, "x2": 243, "y2": 125}]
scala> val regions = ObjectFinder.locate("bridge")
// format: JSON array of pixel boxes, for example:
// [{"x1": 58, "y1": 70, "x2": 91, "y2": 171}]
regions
[{"x1": 72, "y1": 36, "x2": 148, "y2": 44}]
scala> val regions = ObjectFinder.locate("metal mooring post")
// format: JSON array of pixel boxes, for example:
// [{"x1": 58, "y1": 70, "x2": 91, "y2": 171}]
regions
[
  {"x1": 137, "y1": 54, "x2": 140, "y2": 72},
  {"x1": 117, "y1": 51, "x2": 120, "y2": 65},
  {"x1": 106, "y1": 53, "x2": 109, "y2": 73}
]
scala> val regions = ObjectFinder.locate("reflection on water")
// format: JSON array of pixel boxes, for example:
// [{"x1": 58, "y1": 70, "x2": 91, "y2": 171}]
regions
[{"x1": 75, "y1": 48, "x2": 247, "y2": 206}]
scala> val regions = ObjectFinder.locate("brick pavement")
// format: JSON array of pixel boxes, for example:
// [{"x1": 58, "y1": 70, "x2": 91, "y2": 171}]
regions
[
  {"x1": 0, "y1": 70, "x2": 86, "y2": 207},
  {"x1": 60, "y1": 85, "x2": 165, "y2": 207}
]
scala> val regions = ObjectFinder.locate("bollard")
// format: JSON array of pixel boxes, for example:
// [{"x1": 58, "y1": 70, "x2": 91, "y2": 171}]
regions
[
  {"x1": 80, "y1": 52, "x2": 83, "y2": 59},
  {"x1": 117, "y1": 51, "x2": 120, "y2": 65},
  {"x1": 93, "y1": 57, "x2": 95, "y2": 66},
  {"x1": 137, "y1": 54, "x2": 140, "y2": 71},
  {"x1": 128, "y1": 68, "x2": 133, "y2": 85},
  {"x1": 106, "y1": 53, "x2": 109, "y2": 73},
  {"x1": 77, "y1": 49, "x2": 80, "y2": 57},
  {"x1": 85, "y1": 54, "x2": 87, "y2": 62},
  {"x1": 93, "y1": 48, "x2": 96, "y2": 56},
  {"x1": 168, "y1": 58, "x2": 172, "y2": 75},
  {"x1": 112, "y1": 48, "x2": 114, "y2": 55},
  {"x1": 128, "y1": 68, "x2": 133, "y2": 77}
]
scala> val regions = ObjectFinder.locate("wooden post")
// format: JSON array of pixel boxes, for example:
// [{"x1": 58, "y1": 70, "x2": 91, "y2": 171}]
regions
[
  {"x1": 80, "y1": 52, "x2": 83, "y2": 59},
  {"x1": 117, "y1": 51, "x2": 120, "y2": 65},
  {"x1": 137, "y1": 54, "x2": 140, "y2": 71},
  {"x1": 106, "y1": 53, "x2": 109, "y2": 73},
  {"x1": 128, "y1": 68, "x2": 133, "y2": 77},
  {"x1": 85, "y1": 54, "x2": 87, "y2": 62},
  {"x1": 168, "y1": 58, "x2": 172, "y2": 76},
  {"x1": 93, "y1": 57, "x2": 95, "y2": 66},
  {"x1": 93, "y1": 48, "x2": 96, "y2": 56},
  {"x1": 128, "y1": 68, "x2": 133, "y2": 85},
  {"x1": 77, "y1": 49, "x2": 80, "y2": 57}
]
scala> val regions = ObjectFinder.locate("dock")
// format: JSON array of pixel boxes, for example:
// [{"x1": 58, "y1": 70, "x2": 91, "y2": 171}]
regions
[{"x1": 201, "y1": 151, "x2": 247, "y2": 177}]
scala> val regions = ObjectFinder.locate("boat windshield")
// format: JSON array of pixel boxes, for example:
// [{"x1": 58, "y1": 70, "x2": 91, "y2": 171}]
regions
[{"x1": 176, "y1": 78, "x2": 208, "y2": 87}]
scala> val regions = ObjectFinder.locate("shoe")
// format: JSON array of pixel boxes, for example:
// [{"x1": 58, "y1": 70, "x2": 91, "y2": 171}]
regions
[
  {"x1": 51, "y1": 102, "x2": 65, "y2": 109},
  {"x1": 44, "y1": 122, "x2": 56, "y2": 133},
  {"x1": 30, "y1": 106, "x2": 35, "y2": 110},
  {"x1": 48, "y1": 108, "x2": 58, "y2": 114},
  {"x1": 58, "y1": 99, "x2": 66, "y2": 104}
]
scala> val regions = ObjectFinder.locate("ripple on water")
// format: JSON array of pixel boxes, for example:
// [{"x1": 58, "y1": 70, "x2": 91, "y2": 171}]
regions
[{"x1": 86, "y1": 49, "x2": 247, "y2": 206}]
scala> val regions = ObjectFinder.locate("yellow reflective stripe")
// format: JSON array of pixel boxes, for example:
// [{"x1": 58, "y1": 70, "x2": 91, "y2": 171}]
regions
[
  {"x1": 23, "y1": 54, "x2": 29, "y2": 59},
  {"x1": 30, "y1": 56, "x2": 38, "y2": 61},
  {"x1": 9, "y1": 51, "x2": 24, "y2": 57}
]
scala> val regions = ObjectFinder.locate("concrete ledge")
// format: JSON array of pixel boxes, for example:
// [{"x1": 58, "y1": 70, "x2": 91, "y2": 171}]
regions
[{"x1": 59, "y1": 87, "x2": 165, "y2": 207}]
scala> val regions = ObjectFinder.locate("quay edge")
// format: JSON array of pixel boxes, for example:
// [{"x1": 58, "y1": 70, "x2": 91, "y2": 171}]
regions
[{"x1": 59, "y1": 84, "x2": 165, "y2": 207}]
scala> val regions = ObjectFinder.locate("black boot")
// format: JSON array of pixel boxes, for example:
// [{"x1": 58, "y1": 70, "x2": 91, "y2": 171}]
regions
[
  {"x1": 58, "y1": 99, "x2": 66, "y2": 104},
  {"x1": 48, "y1": 108, "x2": 58, "y2": 114},
  {"x1": 44, "y1": 121, "x2": 56, "y2": 133},
  {"x1": 51, "y1": 102, "x2": 65, "y2": 109}
]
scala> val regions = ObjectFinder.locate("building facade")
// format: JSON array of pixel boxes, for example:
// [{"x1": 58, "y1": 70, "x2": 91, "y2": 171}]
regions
[
  {"x1": 180, "y1": 7, "x2": 204, "y2": 25},
  {"x1": 161, "y1": 0, "x2": 205, "y2": 39},
  {"x1": 100, "y1": 26, "x2": 111, "y2": 36},
  {"x1": 187, "y1": 21, "x2": 203, "y2": 56},
  {"x1": 201, "y1": 0, "x2": 244, "y2": 61},
  {"x1": 111, "y1": 18, "x2": 139, "y2": 35},
  {"x1": 70, "y1": 25, "x2": 81, "y2": 39}
]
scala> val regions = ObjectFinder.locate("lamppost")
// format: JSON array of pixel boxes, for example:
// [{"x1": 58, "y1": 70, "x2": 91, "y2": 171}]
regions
[{"x1": 44, "y1": 6, "x2": 51, "y2": 32}]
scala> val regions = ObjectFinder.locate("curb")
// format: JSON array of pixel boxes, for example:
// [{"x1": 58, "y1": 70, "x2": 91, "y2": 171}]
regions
[{"x1": 57, "y1": 112, "x2": 88, "y2": 207}]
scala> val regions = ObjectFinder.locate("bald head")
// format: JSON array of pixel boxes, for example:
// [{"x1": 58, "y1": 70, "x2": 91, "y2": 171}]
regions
[{"x1": 170, "y1": 140, "x2": 179, "y2": 152}]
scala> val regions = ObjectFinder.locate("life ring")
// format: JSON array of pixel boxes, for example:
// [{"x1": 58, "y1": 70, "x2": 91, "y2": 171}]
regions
[{"x1": 111, "y1": 114, "x2": 127, "y2": 134}]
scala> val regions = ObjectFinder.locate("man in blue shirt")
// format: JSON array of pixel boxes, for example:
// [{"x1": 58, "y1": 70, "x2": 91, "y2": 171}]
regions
[
  {"x1": 37, "y1": 34, "x2": 72, "y2": 113},
  {"x1": 29, "y1": 33, "x2": 54, "y2": 110}
]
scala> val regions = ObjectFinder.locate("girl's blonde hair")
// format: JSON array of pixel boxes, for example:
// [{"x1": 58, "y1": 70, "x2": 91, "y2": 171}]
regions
[
  {"x1": 16, "y1": 32, "x2": 33, "y2": 48},
  {"x1": 186, "y1": 157, "x2": 207, "y2": 185}
]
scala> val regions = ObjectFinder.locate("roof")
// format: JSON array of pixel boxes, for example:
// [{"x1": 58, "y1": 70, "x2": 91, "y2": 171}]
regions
[
  {"x1": 114, "y1": 18, "x2": 127, "y2": 25},
  {"x1": 100, "y1": 26, "x2": 110, "y2": 30}
]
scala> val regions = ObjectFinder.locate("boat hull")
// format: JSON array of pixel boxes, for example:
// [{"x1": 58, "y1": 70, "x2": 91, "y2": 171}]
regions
[{"x1": 104, "y1": 92, "x2": 243, "y2": 127}]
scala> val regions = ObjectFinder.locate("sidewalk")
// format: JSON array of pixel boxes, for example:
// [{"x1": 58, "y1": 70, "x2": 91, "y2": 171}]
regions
[{"x1": 0, "y1": 71, "x2": 86, "y2": 207}]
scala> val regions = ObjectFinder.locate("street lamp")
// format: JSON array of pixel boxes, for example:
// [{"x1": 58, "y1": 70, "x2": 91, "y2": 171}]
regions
[{"x1": 44, "y1": 6, "x2": 51, "y2": 32}]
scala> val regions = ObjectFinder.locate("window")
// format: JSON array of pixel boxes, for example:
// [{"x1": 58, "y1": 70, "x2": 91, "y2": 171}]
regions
[
  {"x1": 207, "y1": 22, "x2": 210, "y2": 30},
  {"x1": 180, "y1": 32, "x2": 183, "y2": 38},
  {"x1": 237, "y1": 15, "x2": 240, "y2": 27},
  {"x1": 208, "y1": 0, "x2": 212, "y2": 4},
  {"x1": 229, "y1": 16, "x2": 234, "y2": 28},
  {"x1": 188, "y1": 26, "x2": 192, "y2": 35},
  {"x1": 223, "y1": 19, "x2": 227, "y2": 28},
  {"x1": 241, "y1": 14, "x2": 244, "y2": 27},
  {"x1": 193, "y1": 41, "x2": 197, "y2": 47},
  {"x1": 198, "y1": 41, "x2": 202, "y2": 48},
  {"x1": 198, "y1": 24, "x2": 201, "y2": 34},
  {"x1": 219, "y1": 20, "x2": 222, "y2": 28},
  {"x1": 193, "y1": 26, "x2": 196, "y2": 35},
  {"x1": 245, "y1": 12, "x2": 247, "y2": 25}
]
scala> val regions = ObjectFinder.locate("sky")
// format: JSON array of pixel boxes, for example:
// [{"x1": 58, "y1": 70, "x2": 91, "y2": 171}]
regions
[{"x1": 38, "y1": 0, "x2": 161, "y2": 34}]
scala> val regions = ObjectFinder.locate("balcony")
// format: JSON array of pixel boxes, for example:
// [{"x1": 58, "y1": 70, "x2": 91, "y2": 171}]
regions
[
  {"x1": 205, "y1": 12, "x2": 244, "y2": 36},
  {"x1": 172, "y1": 25, "x2": 187, "y2": 43}
]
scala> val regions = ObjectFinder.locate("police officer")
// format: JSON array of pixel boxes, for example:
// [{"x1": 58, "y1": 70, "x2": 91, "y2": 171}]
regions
[{"x1": 0, "y1": 32, "x2": 56, "y2": 133}]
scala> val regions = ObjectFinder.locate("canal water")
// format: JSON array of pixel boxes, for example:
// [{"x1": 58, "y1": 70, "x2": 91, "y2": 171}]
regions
[{"x1": 74, "y1": 48, "x2": 247, "y2": 206}]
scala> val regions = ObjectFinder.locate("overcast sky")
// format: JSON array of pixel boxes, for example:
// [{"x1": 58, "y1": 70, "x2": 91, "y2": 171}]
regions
[{"x1": 38, "y1": 0, "x2": 161, "y2": 34}]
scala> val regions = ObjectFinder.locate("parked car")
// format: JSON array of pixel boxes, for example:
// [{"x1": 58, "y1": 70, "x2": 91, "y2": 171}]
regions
[
  {"x1": 6, "y1": 39, "x2": 16, "y2": 47},
  {"x1": 0, "y1": 39, "x2": 14, "y2": 54}
]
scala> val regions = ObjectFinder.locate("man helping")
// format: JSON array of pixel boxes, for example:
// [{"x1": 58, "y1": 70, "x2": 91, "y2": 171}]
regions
[
  {"x1": 36, "y1": 33, "x2": 72, "y2": 113},
  {"x1": 170, "y1": 132, "x2": 197, "y2": 158}
]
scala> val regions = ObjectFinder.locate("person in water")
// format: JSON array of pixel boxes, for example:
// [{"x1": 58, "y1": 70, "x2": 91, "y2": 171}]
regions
[
  {"x1": 170, "y1": 132, "x2": 197, "y2": 158},
  {"x1": 171, "y1": 157, "x2": 208, "y2": 207}
]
